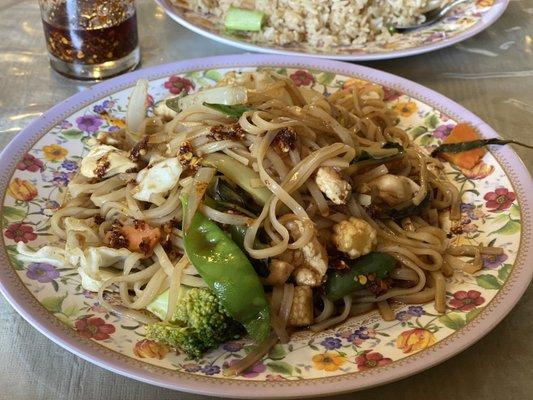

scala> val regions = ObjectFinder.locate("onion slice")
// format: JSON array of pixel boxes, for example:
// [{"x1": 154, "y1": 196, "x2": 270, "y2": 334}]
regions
[
  {"x1": 223, "y1": 334, "x2": 278, "y2": 377},
  {"x1": 183, "y1": 167, "x2": 215, "y2": 231},
  {"x1": 179, "y1": 86, "x2": 248, "y2": 110},
  {"x1": 126, "y1": 79, "x2": 149, "y2": 134}
]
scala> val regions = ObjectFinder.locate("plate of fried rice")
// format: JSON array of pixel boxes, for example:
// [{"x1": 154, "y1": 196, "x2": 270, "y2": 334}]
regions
[{"x1": 154, "y1": 0, "x2": 508, "y2": 60}]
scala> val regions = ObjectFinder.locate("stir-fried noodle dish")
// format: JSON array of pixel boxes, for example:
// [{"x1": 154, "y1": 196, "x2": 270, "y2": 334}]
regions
[{"x1": 18, "y1": 71, "x2": 502, "y2": 375}]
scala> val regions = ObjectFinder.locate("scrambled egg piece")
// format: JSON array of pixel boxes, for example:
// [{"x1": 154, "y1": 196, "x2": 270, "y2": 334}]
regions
[
  {"x1": 132, "y1": 157, "x2": 183, "y2": 205},
  {"x1": 314, "y1": 166, "x2": 351, "y2": 205},
  {"x1": 80, "y1": 144, "x2": 136, "y2": 179},
  {"x1": 332, "y1": 217, "x2": 377, "y2": 259},
  {"x1": 288, "y1": 286, "x2": 314, "y2": 327},
  {"x1": 264, "y1": 259, "x2": 294, "y2": 286},
  {"x1": 366, "y1": 174, "x2": 419, "y2": 207}
]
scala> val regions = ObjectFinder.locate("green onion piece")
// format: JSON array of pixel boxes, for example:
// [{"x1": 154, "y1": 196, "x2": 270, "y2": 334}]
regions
[
  {"x1": 431, "y1": 138, "x2": 533, "y2": 156},
  {"x1": 225, "y1": 7, "x2": 265, "y2": 32},
  {"x1": 203, "y1": 102, "x2": 251, "y2": 117},
  {"x1": 386, "y1": 24, "x2": 397, "y2": 35}
]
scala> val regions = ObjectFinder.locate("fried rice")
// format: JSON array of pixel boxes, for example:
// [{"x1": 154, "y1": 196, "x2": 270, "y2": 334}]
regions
[{"x1": 183, "y1": 0, "x2": 444, "y2": 48}]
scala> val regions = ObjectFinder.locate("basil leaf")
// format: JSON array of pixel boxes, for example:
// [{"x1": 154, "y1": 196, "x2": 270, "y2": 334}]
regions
[
  {"x1": 431, "y1": 138, "x2": 533, "y2": 156},
  {"x1": 353, "y1": 142, "x2": 405, "y2": 167},
  {"x1": 165, "y1": 96, "x2": 182, "y2": 112},
  {"x1": 203, "y1": 102, "x2": 251, "y2": 117}
]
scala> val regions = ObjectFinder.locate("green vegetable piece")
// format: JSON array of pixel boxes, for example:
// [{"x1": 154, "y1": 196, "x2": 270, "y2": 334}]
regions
[
  {"x1": 325, "y1": 252, "x2": 396, "y2": 302},
  {"x1": 146, "y1": 286, "x2": 187, "y2": 321},
  {"x1": 203, "y1": 102, "x2": 251, "y2": 117},
  {"x1": 225, "y1": 7, "x2": 265, "y2": 32},
  {"x1": 353, "y1": 142, "x2": 405, "y2": 168},
  {"x1": 205, "y1": 195, "x2": 257, "y2": 219},
  {"x1": 184, "y1": 210, "x2": 271, "y2": 342},
  {"x1": 203, "y1": 153, "x2": 271, "y2": 206},
  {"x1": 145, "y1": 287, "x2": 243, "y2": 358},
  {"x1": 208, "y1": 176, "x2": 260, "y2": 216},
  {"x1": 431, "y1": 138, "x2": 533, "y2": 156},
  {"x1": 227, "y1": 225, "x2": 248, "y2": 250},
  {"x1": 227, "y1": 225, "x2": 269, "y2": 278},
  {"x1": 165, "y1": 96, "x2": 183, "y2": 113}
]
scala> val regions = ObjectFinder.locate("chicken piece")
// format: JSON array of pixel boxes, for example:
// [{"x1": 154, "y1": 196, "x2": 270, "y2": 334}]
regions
[
  {"x1": 314, "y1": 166, "x2": 352, "y2": 205},
  {"x1": 366, "y1": 174, "x2": 419, "y2": 207},
  {"x1": 288, "y1": 286, "x2": 314, "y2": 327},
  {"x1": 80, "y1": 144, "x2": 137, "y2": 179},
  {"x1": 263, "y1": 259, "x2": 294, "y2": 286},
  {"x1": 293, "y1": 267, "x2": 322, "y2": 287},
  {"x1": 154, "y1": 97, "x2": 179, "y2": 121},
  {"x1": 286, "y1": 219, "x2": 328, "y2": 277},
  {"x1": 332, "y1": 217, "x2": 377, "y2": 259}
]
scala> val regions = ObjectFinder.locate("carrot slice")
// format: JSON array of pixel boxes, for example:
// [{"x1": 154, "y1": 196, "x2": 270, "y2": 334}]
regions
[
  {"x1": 440, "y1": 123, "x2": 486, "y2": 170},
  {"x1": 121, "y1": 221, "x2": 161, "y2": 254}
]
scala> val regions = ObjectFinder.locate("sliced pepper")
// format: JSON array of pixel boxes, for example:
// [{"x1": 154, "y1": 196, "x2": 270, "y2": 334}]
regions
[
  {"x1": 325, "y1": 252, "x2": 396, "y2": 302},
  {"x1": 184, "y1": 208, "x2": 270, "y2": 342}
]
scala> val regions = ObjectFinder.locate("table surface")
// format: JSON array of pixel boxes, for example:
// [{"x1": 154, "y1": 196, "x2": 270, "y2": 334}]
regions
[{"x1": 0, "y1": 0, "x2": 532, "y2": 399}]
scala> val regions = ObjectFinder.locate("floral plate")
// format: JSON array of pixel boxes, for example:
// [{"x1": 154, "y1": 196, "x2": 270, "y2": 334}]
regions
[
  {"x1": 154, "y1": 0, "x2": 508, "y2": 61},
  {"x1": 0, "y1": 55, "x2": 531, "y2": 398}
]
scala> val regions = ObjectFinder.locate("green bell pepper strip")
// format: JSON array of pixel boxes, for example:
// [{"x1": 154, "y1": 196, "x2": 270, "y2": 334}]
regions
[
  {"x1": 183, "y1": 208, "x2": 271, "y2": 342},
  {"x1": 203, "y1": 153, "x2": 271, "y2": 206},
  {"x1": 325, "y1": 252, "x2": 396, "y2": 302}
]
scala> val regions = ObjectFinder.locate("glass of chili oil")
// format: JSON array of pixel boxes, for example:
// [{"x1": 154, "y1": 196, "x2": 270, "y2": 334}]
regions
[{"x1": 38, "y1": 0, "x2": 140, "y2": 80}]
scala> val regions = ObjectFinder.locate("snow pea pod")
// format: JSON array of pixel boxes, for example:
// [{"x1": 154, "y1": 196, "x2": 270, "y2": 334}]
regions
[
  {"x1": 228, "y1": 225, "x2": 269, "y2": 278},
  {"x1": 184, "y1": 209, "x2": 270, "y2": 342},
  {"x1": 325, "y1": 252, "x2": 396, "y2": 302}
]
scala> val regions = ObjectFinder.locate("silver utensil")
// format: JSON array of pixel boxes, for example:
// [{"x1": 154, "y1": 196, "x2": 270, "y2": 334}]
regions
[{"x1": 393, "y1": 0, "x2": 469, "y2": 33}]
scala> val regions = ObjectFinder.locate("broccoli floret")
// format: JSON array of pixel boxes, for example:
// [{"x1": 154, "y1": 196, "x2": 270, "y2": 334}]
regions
[
  {"x1": 145, "y1": 287, "x2": 243, "y2": 359},
  {"x1": 145, "y1": 324, "x2": 210, "y2": 359}
]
